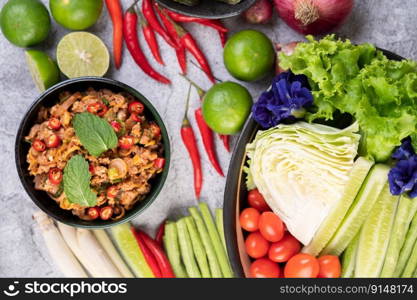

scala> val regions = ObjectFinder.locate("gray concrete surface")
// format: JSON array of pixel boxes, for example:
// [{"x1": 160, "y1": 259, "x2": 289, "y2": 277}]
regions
[{"x1": 0, "y1": 0, "x2": 416, "y2": 277}]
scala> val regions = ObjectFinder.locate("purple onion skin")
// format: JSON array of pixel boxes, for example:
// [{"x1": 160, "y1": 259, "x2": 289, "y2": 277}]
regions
[{"x1": 243, "y1": 0, "x2": 273, "y2": 24}]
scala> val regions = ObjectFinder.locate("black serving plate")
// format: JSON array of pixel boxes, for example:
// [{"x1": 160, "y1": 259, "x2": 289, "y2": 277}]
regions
[
  {"x1": 223, "y1": 49, "x2": 405, "y2": 277},
  {"x1": 15, "y1": 77, "x2": 170, "y2": 228},
  {"x1": 156, "y1": 0, "x2": 256, "y2": 19}
]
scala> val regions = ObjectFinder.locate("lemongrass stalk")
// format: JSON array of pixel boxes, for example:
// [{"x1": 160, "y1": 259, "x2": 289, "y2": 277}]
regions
[
  {"x1": 76, "y1": 228, "x2": 122, "y2": 278},
  {"x1": 93, "y1": 229, "x2": 134, "y2": 278},
  {"x1": 33, "y1": 211, "x2": 87, "y2": 278},
  {"x1": 57, "y1": 222, "x2": 101, "y2": 277}
]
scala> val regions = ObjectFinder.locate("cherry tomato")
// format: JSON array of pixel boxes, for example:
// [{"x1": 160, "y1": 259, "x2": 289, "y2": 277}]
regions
[
  {"x1": 47, "y1": 117, "x2": 61, "y2": 130},
  {"x1": 131, "y1": 113, "x2": 143, "y2": 122},
  {"x1": 107, "y1": 186, "x2": 119, "y2": 198},
  {"x1": 284, "y1": 253, "x2": 320, "y2": 278},
  {"x1": 87, "y1": 207, "x2": 100, "y2": 220},
  {"x1": 154, "y1": 158, "x2": 165, "y2": 169},
  {"x1": 318, "y1": 255, "x2": 341, "y2": 278},
  {"x1": 248, "y1": 189, "x2": 270, "y2": 211},
  {"x1": 110, "y1": 121, "x2": 122, "y2": 133},
  {"x1": 249, "y1": 258, "x2": 280, "y2": 278},
  {"x1": 268, "y1": 233, "x2": 301, "y2": 263},
  {"x1": 32, "y1": 139, "x2": 46, "y2": 152},
  {"x1": 45, "y1": 134, "x2": 61, "y2": 148},
  {"x1": 87, "y1": 102, "x2": 108, "y2": 116},
  {"x1": 48, "y1": 168, "x2": 63, "y2": 185},
  {"x1": 239, "y1": 207, "x2": 260, "y2": 232},
  {"x1": 258, "y1": 212, "x2": 285, "y2": 242},
  {"x1": 100, "y1": 206, "x2": 114, "y2": 220},
  {"x1": 245, "y1": 231, "x2": 269, "y2": 259},
  {"x1": 118, "y1": 135, "x2": 135, "y2": 149},
  {"x1": 149, "y1": 122, "x2": 161, "y2": 137},
  {"x1": 128, "y1": 101, "x2": 145, "y2": 114}
]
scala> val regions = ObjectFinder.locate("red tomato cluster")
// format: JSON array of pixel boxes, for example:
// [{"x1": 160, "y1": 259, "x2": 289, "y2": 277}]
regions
[{"x1": 241, "y1": 189, "x2": 341, "y2": 278}]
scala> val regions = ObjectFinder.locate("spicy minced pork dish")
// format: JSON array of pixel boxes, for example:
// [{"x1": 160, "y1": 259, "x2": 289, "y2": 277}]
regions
[{"x1": 25, "y1": 88, "x2": 165, "y2": 221}]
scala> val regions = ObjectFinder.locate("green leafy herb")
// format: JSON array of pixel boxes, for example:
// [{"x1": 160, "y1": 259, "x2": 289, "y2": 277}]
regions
[
  {"x1": 73, "y1": 112, "x2": 118, "y2": 157},
  {"x1": 63, "y1": 155, "x2": 97, "y2": 207},
  {"x1": 102, "y1": 97, "x2": 110, "y2": 106}
]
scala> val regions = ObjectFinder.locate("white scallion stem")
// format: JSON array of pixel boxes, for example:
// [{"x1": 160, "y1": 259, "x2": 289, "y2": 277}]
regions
[{"x1": 33, "y1": 211, "x2": 87, "y2": 278}]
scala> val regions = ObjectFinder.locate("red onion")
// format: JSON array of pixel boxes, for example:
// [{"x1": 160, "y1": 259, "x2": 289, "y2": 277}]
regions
[
  {"x1": 243, "y1": 0, "x2": 273, "y2": 24},
  {"x1": 275, "y1": 41, "x2": 299, "y2": 74},
  {"x1": 274, "y1": 0, "x2": 354, "y2": 35}
]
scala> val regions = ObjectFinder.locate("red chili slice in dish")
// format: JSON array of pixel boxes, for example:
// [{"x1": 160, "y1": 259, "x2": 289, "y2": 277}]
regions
[
  {"x1": 45, "y1": 134, "x2": 61, "y2": 148},
  {"x1": 48, "y1": 168, "x2": 63, "y2": 185},
  {"x1": 131, "y1": 113, "x2": 143, "y2": 122},
  {"x1": 87, "y1": 102, "x2": 108, "y2": 116},
  {"x1": 128, "y1": 101, "x2": 145, "y2": 114},
  {"x1": 32, "y1": 139, "x2": 46, "y2": 152},
  {"x1": 47, "y1": 117, "x2": 61, "y2": 130},
  {"x1": 119, "y1": 135, "x2": 135, "y2": 149},
  {"x1": 100, "y1": 206, "x2": 114, "y2": 220},
  {"x1": 154, "y1": 158, "x2": 165, "y2": 169},
  {"x1": 87, "y1": 207, "x2": 100, "y2": 220},
  {"x1": 110, "y1": 121, "x2": 122, "y2": 133},
  {"x1": 107, "y1": 186, "x2": 119, "y2": 198}
]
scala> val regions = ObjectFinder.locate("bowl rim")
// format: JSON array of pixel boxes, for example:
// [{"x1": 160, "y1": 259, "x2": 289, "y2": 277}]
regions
[
  {"x1": 15, "y1": 76, "x2": 171, "y2": 229},
  {"x1": 223, "y1": 48, "x2": 406, "y2": 277}
]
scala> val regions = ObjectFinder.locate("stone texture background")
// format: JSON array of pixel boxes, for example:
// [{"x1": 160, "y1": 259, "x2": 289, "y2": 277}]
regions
[{"x1": 0, "y1": 0, "x2": 416, "y2": 277}]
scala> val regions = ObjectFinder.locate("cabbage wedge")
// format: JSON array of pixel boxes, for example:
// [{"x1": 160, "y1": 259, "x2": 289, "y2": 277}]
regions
[{"x1": 246, "y1": 122, "x2": 360, "y2": 245}]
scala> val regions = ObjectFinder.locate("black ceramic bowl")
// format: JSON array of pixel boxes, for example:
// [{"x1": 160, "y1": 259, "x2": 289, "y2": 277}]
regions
[
  {"x1": 156, "y1": 0, "x2": 256, "y2": 19},
  {"x1": 15, "y1": 77, "x2": 170, "y2": 229},
  {"x1": 223, "y1": 49, "x2": 404, "y2": 277}
]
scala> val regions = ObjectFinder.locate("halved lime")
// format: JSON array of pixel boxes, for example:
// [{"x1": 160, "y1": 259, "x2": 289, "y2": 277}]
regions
[
  {"x1": 25, "y1": 50, "x2": 60, "y2": 91},
  {"x1": 110, "y1": 223, "x2": 154, "y2": 278},
  {"x1": 56, "y1": 31, "x2": 109, "y2": 78}
]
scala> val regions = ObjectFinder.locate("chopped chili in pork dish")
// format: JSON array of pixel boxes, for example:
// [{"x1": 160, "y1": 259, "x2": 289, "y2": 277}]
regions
[{"x1": 25, "y1": 88, "x2": 165, "y2": 221}]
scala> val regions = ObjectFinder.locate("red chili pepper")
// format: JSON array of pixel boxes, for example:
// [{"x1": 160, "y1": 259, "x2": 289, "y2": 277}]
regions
[
  {"x1": 87, "y1": 101, "x2": 108, "y2": 116},
  {"x1": 105, "y1": 0, "x2": 124, "y2": 69},
  {"x1": 181, "y1": 85, "x2": 203, "y2": 199},
  {"x1": 119, "y1": 135, "x2": 135, "y2": 149},
  {"x1": 110, "y1": 120, "x2": 122, "y2": 133},
  {"x1": 155, "y1": 221, "x2": 165, "y2": 246},
  {"x1": 47, "y1": 117, "x2": 61, "y2": 130},
  {"x1": 165, "y1": 10, "x2": 228, "y2": 33},
  {"x1": 219, "y1": 31, "x2": 228, "y2": 47},
  {"x1": 219, "y1": 134, "x2": 231, "y2": 152},
  {"x1": 155, "y1": 5, "x2": 187, "y2": 74},
  {"x1": 195, "y1": 108, "x2": 224, "y2": 176},
  {"x1": 87, "y1": 207, "x2": 100, "y2": 220},
  {"x1": 123, "y1": 6, "x2": 171, "y2": 84},
  {"x1": 107, "y1": 185, "x2": 119, "y2": 198},
  {"x1": 128, "y1": 101, "x2": 145, "y2": 114},
  {"x1": 100, "y1": 206, "x2": 114, "y2": 220},
  {"x1": 32, "y1": 139, "x2": 46, "y2": 152},
  {"x1": 142, "y1": 0, "x2": 177, "y2": 49},
  {"x1": 137, "y1": 9, "x2": 164, "y2": 65},
  {"x1": 45, "y1": 134, "x2": 61, "y2": 148},
  {"x1": 138, "y1": 230, "x2": 175, "y2": 278},
  {"x1": 48, "y1": 168, "x2": 63, "y2": 185},
  {"x1": 154, "y1": 157, "x2": 165, "y2": 169},
  {"x1": 131, "y1": 227, "x2": 162, "y2": 277},
  {"x1": 130, "y1": 113, "x2": 143, "y2": 122}
]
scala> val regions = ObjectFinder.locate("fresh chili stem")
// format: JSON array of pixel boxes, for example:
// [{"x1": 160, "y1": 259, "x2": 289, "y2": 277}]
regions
[
  {"x1": 155, "y1": 221, "x2": 166, "y2": 246},
  {"x1": 181, "y1": 85, "x2": 203, "y2": 199},
  {"x1": 155, "y1": 4, "x2": 187, "y2": 74},
  {"x1": 142, "y1": 0, "x2": 177, "y2": 49},
  {"x1": 131, "y1": 227, "x2": 162, "y2": 277},
  {"x1": 123, "y1": 7, "x2": 171, "y2": 84},
  {"x1": 179, "y1": 74, "x2": 205, "y2": 98},
  {"x1": 139, "y1": 230, "x2": 175, "y2": 278},
  {"x1": 195, "y1": 108, "x2": 224, "y2": 177},
  {"x1": 164, "y1": 10, "x2": 228, "y2": 33},
  {"x1": 136, "y1": 6, "x2": 164, "y2": 65},
  {"x1": 105, "y1": 0, "x2": 124, "y2": 69}
]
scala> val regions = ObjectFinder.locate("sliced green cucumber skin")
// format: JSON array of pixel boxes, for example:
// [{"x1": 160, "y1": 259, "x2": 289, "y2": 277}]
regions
[
  {"x1": 303, "y1": 157, "x2": 373, "y2": 256},
  {"x1": 354, "y1": 184, "x2": 398, "y2": 278},
  {"x1": 380, "y1": 195, "x2": 417, "y2": 277},
  {"x1": 322, "y1": 164, "x2": 389, "y2": 256},
  {"x1": 394, "y1": 212, "x2": 417, "y2": 277},
  {"x1": 341, "y1": 232, "x2": 360, "y2": 278},
  {"x1": 401, "y1": 239, "x2": 417, "y2": 277}
]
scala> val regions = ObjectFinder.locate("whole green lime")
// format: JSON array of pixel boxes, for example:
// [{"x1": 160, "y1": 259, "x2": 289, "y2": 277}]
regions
[
  {"x1": 202, "y1": 82, "x2": 253, "y2": 135},
  {"x1": 224, "y1": 30, "x2": 275, "y2": 82},
  {"x1": 50, "y1": 0, "x2": 103, "y2": 30},
  {"x1": 0, "y1": 0, "x2": 50, "y2": 47}
]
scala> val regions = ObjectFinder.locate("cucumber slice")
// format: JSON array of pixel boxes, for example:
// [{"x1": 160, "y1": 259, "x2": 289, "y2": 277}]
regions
[
  {"x1": 341, "y1": 233, "x2": 360, "y2": 278},
  {"x1": 381, "y1": 195, "x2": 417, "y2": 277},
  {"x1": 354, "y1": 184, "x2": 398, "y2": 277},
  {"x1": 401, "y1": 239, "x2": 417, "y2": 277},
  {"x1": 303, "y1": 157, "x2": 373, "y2": 256},
  {"x1": 394, "y1": 211, "x2": 417, "y2": 276},
  {"x1": 322, "y1": 164, "x2": 389, "y2": 256}
]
